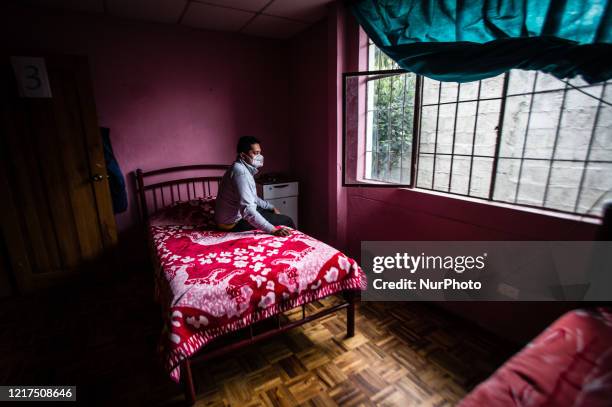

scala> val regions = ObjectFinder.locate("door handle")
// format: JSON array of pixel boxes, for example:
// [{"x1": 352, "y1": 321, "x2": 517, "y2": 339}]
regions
[{"x1": 90, "y1": 174, "x2": 108, "y2": 182}]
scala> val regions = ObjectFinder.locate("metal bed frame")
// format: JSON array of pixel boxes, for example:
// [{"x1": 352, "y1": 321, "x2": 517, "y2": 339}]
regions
[{"x1": 135, "y1": 164, "x2": 356, "y2": 405}]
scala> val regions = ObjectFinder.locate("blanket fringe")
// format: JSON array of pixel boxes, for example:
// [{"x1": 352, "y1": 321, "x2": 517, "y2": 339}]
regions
[{"x1": 167, "y1": 274, "x2": 366, "y2": 382}]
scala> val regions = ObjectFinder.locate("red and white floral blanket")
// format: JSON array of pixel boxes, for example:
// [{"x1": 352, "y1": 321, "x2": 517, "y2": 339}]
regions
[{"x1": 150, "y1": 221, "x2": 366, "y2": 382}]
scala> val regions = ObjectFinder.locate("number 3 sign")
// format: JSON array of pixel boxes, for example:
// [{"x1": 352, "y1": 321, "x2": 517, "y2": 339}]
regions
[{"x1": 11, "y1": 56, "x2": 53, "y2": 98}]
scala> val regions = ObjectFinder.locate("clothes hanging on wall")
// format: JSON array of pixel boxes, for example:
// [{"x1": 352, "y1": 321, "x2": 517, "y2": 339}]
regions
[
  {"x1": 100, "y1": 127, "x2": 128, "y2": 213},
  {"x1": 351, "y1": 0, "x2": 612, "y2": 83}
]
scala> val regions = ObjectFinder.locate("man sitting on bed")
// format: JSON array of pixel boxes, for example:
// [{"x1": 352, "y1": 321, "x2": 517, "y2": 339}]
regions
[{"x1": 215, "y1": 136, "x2": 295, "y2": 237}]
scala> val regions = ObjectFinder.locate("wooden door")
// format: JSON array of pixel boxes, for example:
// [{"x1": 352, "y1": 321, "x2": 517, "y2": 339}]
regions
[{"x1": 0, "y1": 55, "x2": 117, "y2": 292}]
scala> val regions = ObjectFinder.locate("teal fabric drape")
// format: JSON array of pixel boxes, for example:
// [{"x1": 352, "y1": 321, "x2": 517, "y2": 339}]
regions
[{"x1": 351, "y1": 0, "x2": 612, "y2": 83}]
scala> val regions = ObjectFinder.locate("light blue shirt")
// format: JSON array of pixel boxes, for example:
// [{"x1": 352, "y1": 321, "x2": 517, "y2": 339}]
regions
[{"x1": 214, "y1": 159, "x2": 275, "y2": 232}]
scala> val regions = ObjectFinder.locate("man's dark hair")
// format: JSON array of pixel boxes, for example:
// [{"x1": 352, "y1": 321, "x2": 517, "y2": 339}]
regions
[{"x1": 236, "y1": 136, "x2": 261, "y2": 154}]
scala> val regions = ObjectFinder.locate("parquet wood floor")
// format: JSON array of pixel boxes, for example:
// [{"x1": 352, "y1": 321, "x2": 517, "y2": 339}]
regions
[{"x1": 0, "y1": 272, "x2": 516, "y2": 406}]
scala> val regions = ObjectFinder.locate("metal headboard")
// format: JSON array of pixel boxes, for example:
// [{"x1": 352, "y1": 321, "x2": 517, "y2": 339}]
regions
[{"x1": 135, "y1": 164, "x2": 229, "y2": 221}]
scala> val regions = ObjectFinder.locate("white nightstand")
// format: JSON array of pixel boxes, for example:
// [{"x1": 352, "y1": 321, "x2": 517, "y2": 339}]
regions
[{"x1": 257, "y1": 181, "x2": 298, "y2": 228}]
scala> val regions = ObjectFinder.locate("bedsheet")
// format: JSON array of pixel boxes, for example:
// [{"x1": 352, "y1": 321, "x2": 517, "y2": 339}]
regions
[{"x1": 150, "y1": 225, "x2": 367, "y2": 382}]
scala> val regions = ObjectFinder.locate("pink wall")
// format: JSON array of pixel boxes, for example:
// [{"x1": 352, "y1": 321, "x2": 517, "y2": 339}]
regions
[
  {"x1": 326, "y1": 3, "x2": 348, "y2": 251},
  {"x1": 1, "y1": 4, "x2": 291, "y2": 241},
  {"x1": 287, "y1": 3, "x2": 353, "y2": 248},
  {"x1": 346, "y1": 188, "x2": 598, "y2": 256},
  {"x1": 287, "y1": 3, "x2": 351, "y2": 248},
  {"x1": 346, "y1": 187, "x2": 599, "y2": 342},
  {"x1": 288, "y1": 21, "x2": 330, "y2": 241}
]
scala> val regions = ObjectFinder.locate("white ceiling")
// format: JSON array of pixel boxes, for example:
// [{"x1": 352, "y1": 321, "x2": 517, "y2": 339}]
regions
[{"x1": 22, "y1": 0, "x2": 332, "y2": 39}]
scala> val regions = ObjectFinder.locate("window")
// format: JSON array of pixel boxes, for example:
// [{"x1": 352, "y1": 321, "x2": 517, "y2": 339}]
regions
[
  {"x1": 343, "y1": 44, "x2": 418, "y2": 187},
  {"x1": 364, "y1": 44, "x2": 415, "y2": 184},
  {"x1": 343, "y1": 43, "x2": 612, "y2": 217}
]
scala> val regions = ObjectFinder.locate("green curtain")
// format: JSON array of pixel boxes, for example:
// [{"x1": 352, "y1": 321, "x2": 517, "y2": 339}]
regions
[{"x1": 351, "y1": 0, "x2": 612, "y2": 83}]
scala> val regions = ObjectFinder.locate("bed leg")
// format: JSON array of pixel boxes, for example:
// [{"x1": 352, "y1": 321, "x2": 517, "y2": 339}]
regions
[
  {"x1": 182, "y1": 359, "x2": 196, "y2": 405},
  {"x1": 344, "y1": 291, "x2": 355, "y2": 338}
]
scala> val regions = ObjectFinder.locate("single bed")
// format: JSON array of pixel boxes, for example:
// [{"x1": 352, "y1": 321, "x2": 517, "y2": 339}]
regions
[{"x1": 135, "y1": 165, "x2": 367, "y2": 404}]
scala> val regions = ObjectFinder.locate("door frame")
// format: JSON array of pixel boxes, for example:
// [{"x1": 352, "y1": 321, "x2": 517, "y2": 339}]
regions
[{"x1": 1, "y1": 53, "x2": 118, "y2": 293}]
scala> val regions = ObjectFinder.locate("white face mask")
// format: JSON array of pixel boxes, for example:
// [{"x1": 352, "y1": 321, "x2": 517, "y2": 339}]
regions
[
  {"x1": 251, "y1": 154, "x2": 264, "y2": 168},
  {"x1": 243, "y1": 153, "x2": 264, "y2": 168}
]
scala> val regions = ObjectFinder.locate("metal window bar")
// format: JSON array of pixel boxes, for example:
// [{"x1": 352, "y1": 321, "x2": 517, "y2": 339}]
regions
[
  {"x1": 363, "y1": 76, "x2": 371, "y2": 182},
  {"x1": 385, "y1": 75, "x2": 395, "y2": 181},
  {"x1": 541, "y1": 81, "x2": 570, "y2": 206},
  {"x1": 418, "y1": 152, "x2": 612, "y2": 164},
  {"x1": 419, "y1": 82, "x2": 604, "y2": 108},
  {"x1": 410, "y1": 75, "x2": 423, "y2": 188},
  {"x1": 488, "y1": 73, "x2": 510, "y2": 200},
  {"x1": 430, "y1": 82, "x2": 443, "y2": 189},
  {"x1": 448, "y1": 83, "x2": 462, "y2": 192},
  {"x1": 574, "y1": 82, "x2": 608, "y2": 212},
  {"x1": 399, "y1": 73, "x2": 408, "y2": 184},
  {"x1": 374, "y1": 76, "x2": 381, "y2": 179},
  {"x1": 513, "y1": 72, "x2": 539, "y2": 203},
  {"x1": 409, "y1": 182, "x2": 604, "y2": 218},
  {"x1": 366, "y1": 72, "x2": 405, "y2": 82},
  {"x1": 467, "y1": 80, "x2": 482, "y2": 195}
]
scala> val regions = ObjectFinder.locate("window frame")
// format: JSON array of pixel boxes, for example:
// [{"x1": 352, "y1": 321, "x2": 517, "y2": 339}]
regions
[{"x1": 341, "y1": 69, "x2": 422, "y2": 188}]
